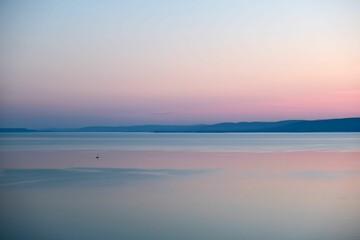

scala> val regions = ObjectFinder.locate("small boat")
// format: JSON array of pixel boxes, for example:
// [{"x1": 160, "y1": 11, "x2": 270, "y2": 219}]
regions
[{"x1": 96, "y1": 154, "x2": 99, "y2": 159}]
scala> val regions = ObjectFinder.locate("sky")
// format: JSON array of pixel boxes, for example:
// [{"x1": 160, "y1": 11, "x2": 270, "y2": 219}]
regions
[{"x1": 0, "y1": 0, "x2": 359, "y2": 128}]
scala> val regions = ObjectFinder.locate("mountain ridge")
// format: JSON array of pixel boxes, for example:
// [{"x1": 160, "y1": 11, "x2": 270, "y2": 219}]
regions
[{"x1": 1, "y1": 117, "x2": 359, "y2": 133}]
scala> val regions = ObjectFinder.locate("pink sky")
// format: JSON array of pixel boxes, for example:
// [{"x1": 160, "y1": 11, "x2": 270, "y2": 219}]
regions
[{"x1": 0, "y1": 0, "x2": 359, "y2": 127}]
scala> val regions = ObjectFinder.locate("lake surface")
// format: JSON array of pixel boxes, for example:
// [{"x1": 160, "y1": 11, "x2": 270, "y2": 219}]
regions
[
  {"x1": 1, "y1": 132, "x2": 359, "y2": 152},
  {"x1": 0, "y1": 133, "x2": 360, "y2": 240}
]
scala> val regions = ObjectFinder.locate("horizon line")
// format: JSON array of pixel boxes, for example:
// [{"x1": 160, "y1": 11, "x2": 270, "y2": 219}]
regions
[{"x1": 1, "y1": 116, "x2": 359, "y2": 130}]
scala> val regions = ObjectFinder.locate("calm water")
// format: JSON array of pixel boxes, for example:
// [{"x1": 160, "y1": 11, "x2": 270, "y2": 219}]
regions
[
  {"x1": 0, "y1": 133, "x2": 360, "y2": 240},
  {"x1": 1, "y1": 132, "x2": 360, "y2": 152}
]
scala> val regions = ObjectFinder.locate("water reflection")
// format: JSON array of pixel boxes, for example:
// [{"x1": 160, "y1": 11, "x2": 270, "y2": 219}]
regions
[
  {"x1": 0, "y1": 133, "x2": 359, "y2": 240},
  {"x1": 1, "y1": 163, "x2": 359, "y2": 240},
  {"x1": 0, "y1": 168, "x2": 211, "y2": 188}
]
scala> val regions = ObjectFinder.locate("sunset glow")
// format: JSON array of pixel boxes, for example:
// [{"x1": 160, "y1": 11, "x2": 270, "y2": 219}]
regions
[{"x1": 1, "y1": 0, "x2": 359, "y2": 127}]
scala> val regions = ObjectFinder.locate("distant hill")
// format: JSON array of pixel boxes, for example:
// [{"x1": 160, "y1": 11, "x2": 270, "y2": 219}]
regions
[
  {"x1": 261, "y1": 118, "x2": 360, "y2": 132},
  {"x1": 0, "y1": 128, "x2": 36, "y2": 132},
  {"x1": 1, "y1": 117, "x2": 359, "y2": 133}
]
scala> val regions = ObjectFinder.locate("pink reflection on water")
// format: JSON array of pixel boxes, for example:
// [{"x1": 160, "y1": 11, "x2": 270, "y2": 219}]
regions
[
  {"x1": 1, "y1": 150, "x2": 360, "y2": 239},
  {"x1": 1, "y1": 150, "x2": 359, "y2": 171}
]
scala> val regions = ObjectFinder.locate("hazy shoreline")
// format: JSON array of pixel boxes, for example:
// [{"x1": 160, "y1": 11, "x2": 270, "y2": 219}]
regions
[{"x1": 1, "y1": 117, "x2": 360, "y2": 133}]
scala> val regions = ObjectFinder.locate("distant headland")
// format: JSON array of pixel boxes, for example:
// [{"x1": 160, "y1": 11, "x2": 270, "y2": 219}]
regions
[{"x1": 1, "y1": 117, "x2": 359, "y2": 133}]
